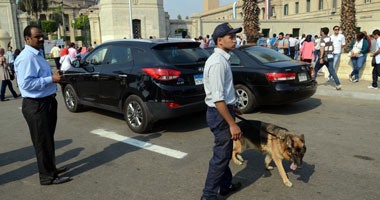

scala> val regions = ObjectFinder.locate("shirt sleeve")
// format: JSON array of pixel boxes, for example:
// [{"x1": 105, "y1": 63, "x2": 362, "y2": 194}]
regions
[
  {"x1": 18, "y1": 56, "x2": 53, "y2": 91},
  {"x1": 208, "y1": 63, "x2": 226, "y2": 103}
]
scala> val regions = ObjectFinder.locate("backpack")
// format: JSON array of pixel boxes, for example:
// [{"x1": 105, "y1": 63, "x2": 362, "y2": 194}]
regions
[
  {"x1": 365, "y1": 35, "x2": 371, "y2": 53},
  {"x1": 322, "y1": 36, "x2": 334, "y2": 61}
]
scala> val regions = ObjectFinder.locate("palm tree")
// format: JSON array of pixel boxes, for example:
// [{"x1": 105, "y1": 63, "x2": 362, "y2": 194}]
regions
[
  {"x1": 18, "y1": 0, "x2": 49, "y2": 23},
  {"x1": 242, "y1": 0, "x2": 260, "y2": 44},
  {"x1": 340, "y1": 0, "x2": 356, "y2": 53}
]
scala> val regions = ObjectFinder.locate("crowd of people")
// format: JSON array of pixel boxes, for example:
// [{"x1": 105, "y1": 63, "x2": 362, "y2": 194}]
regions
[
  {"x1": 199, "y1": 25, "x2": 380, "y2": 90},
  {"x1": 49, "y1": 42, "x2": 94, "y2": 72}
]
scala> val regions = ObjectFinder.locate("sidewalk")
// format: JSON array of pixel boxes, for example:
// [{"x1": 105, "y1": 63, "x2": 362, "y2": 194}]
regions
[{"x1": 314, "y1": 75, "x2": 379, "y2": 101}]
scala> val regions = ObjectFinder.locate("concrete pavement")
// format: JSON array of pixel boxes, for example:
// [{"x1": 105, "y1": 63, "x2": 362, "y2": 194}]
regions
[{"x1": 314, "y1": 74, "x2": 379, "y2": 101}]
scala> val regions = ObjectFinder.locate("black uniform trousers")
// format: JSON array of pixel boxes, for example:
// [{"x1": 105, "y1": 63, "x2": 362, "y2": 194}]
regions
[{"x1": 22, "y1": 95, "x2": 58, "y2": 184}]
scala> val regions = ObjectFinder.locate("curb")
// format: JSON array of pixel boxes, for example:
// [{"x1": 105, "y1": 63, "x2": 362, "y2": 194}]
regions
[{"x1": 315, "y1": 88, "x2": 380, "y2": 101}]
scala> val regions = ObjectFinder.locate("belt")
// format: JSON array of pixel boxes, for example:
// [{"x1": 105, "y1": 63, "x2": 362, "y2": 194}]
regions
[{"x1": 25, "y1": 94, "x2": 56, "y2": 100}]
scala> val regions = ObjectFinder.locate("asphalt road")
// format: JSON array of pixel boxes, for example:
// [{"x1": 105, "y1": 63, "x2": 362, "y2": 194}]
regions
[{"x1": 1, "y1": 88, "x2": 379, "y2": 200}]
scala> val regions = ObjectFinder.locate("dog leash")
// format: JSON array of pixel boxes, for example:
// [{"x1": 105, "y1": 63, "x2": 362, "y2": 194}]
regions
[{"x1": 235, "y1": 115, "x2": 278, "y2": 138}]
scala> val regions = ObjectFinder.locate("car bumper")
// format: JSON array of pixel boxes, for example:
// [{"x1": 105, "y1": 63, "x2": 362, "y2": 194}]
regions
[
  {"x1": 146, "y1": 101, "x2": 206, "y2": 121},
  {"x1": 256, "y1": 81, "x2": 317, "y2": 105}
]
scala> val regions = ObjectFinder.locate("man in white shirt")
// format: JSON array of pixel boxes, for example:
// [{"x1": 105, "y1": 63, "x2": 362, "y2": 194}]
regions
[
  {"x1": 369, "y1": 29, "x2": 380, "y2": 89},
  {"x1": 201, "y1": 22, "x2": 242, "y2": 200},
  {"x1": 328, "y1": 25, "x2": 346, "y2": 81},
  {"x1": 50, "y1": 44, "x2": 61, "y2": 70}
]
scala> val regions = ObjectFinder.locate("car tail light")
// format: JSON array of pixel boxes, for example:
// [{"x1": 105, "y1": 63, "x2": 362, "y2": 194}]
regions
[
  {"x1": 266, "y1": 72, "x2": 296, "y2": 82},
  {"x1": 165, "y1": 102, "x2": 181, "y2": 108},
  {"x1": 142, "y1": 68, "x2": 181, "y2": 81}
]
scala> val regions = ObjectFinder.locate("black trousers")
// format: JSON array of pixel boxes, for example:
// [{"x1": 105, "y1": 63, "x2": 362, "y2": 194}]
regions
[
  {"x1": 54, "y1": 57, "x2": 61, "y2": 70},
  {"x1": 372, "y1": 63, "x2": 380, "y2": 87},
  {"x1": 22, "y1": 95, "x2": 58, "y2": 184}
]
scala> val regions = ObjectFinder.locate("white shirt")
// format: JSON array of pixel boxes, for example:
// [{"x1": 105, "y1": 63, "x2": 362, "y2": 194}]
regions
[
  {"x1": 289, "y1": 37, "x2": 298, "y2": 47},
  {"x1": 330, "y1": 33, "x2": 346, "y2": 54},
  {"x1": 203, "y1": 48, "x2": 236, "y2": 107},
  {"x1": 376, "y1": 37, "x2": 380, "y2": 64},
  {"x1": 60, "y1": 55, "x2": 72, "y2": 71}
]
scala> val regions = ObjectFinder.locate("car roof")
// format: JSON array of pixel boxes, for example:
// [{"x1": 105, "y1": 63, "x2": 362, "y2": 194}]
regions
[{"x1": 102, "y1": 38, "x2": 196, "y2": 45}]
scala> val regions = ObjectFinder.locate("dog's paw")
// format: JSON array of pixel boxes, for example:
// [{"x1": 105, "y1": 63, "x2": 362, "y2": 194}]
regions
[
  {"x1": 266, "y1": 166, "x2": 274, "y2": 170},
  {"x1": 283, "y1": 180, "x2": 293, "y2": 188}
]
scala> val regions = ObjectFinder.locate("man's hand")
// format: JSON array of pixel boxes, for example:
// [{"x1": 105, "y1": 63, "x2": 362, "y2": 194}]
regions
[
  {"x1": 52, "y1": 72, "x2": 62, "y2": 83},
  {"x1": 230, "y1": 123, "x2": 242, "y2": 140}
]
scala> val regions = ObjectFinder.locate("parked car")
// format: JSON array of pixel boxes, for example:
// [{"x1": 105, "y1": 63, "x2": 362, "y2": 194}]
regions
[
  {"x1": 61, "y1": 39, "x2": 209, "y2": 133},
  {"x1": 206, "y1": 46, "x2": 317, "y2": 113}
]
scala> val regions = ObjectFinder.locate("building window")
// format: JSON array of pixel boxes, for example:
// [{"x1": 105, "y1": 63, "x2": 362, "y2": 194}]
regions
[
  {"x1": 306, "y1": 0, "x2": 310, "y2": 12},
  {"x1": 365, "y1": 0, "x2": 371, "y2": 3},
  {"x1": 271, "y1": 6, "x2": 276, "y2": 17},
  {"x1": 262, "y1": 8, "x2": 266, "y2": 19},
  {"x1": 333, "y1": 0, "x2": 337, "y2": 8},
  {"x1": 295, "y1": 2, "x2": 299, "y2": 14},
  {"x1": 284, "y1": 4, "x2": 288, "y2": 16},
  {"x1": 319, "y1": 0, "x2": 323, "y2": 10}
]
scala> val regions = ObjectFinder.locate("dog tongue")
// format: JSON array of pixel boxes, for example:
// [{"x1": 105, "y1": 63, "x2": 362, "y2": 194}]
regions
[{"x1": 290, "y1": 162, "x2": 297, "y2": 170}]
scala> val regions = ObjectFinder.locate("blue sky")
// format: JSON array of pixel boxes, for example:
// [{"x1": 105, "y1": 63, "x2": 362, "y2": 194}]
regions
[{"x1": 164, "y1": 0, "x2": 237, "y2": 19}]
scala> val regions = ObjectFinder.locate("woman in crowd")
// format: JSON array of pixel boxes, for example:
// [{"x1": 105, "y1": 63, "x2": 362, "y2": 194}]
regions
[
  {"x1": 348, "y1": 32, "x2": 369, "y2": 83},
  {"x1": 299, "y1": 35, "x2": 315, "y2": 63}
]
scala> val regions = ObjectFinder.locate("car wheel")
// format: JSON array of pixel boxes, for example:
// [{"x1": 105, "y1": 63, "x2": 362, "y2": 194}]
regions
[
  {"x1": 63, "y1": 84, "x2": 84, "y2": 112},
  {"x1": 124, "y1": 95, "x2": 152, "y2": 133},
  {"x1": 235, "y1": 84, "x2": 257, "y2": 113}
]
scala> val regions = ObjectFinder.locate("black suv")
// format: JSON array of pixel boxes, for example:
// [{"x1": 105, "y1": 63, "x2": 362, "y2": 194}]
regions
[{"x1": 61, "y1": 39, "x2": 208, "y2": 133}]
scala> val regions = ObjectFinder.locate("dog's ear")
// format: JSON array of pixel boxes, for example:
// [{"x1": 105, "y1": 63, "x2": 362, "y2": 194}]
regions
[{"x1": 300, "y1": 134, "x2": 305, "y2": 142}]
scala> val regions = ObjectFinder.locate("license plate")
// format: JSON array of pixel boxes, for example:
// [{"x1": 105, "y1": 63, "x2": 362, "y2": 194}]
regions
[
  {"x1": 298, "y1": 72, "x2": 307, "y2": 82},
  {"x1": 194, "y1": 74, "x2": 203, "y2": 85}
]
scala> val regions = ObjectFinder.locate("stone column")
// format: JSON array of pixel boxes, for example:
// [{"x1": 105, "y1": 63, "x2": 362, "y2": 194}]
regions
[
  {"x1": 89, "y1": 11, "x2": 101, "y2": 45},
  {"x1": 0, "y1": 29, "x2": 12, "y2": 50}
]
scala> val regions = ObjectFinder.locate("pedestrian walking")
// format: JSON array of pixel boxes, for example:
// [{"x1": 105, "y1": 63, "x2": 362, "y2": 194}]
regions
[
  {"x1": 50, "y1": 44, "x2": 61, "y2": 70},
  {"x1": 328, "y1": 25, "x2": 346, "y2": 81},
  {"x1": 314, "y1": 27, "x2": 342, "y2": 90},
  {"x1": 348, "y1": 32, "x2": 369, "y2": 83},
  {"x1": 369, "y1": 29, "x2": 380, "y2": 89},
  {"x1": 0, "y1": 48, "x2": 19, "y2": 101},
  {"x1": 299, "y1": 35, "x2": 315, "y2": 63},
  {"x1": 14, "y1": 25, "x2": 71, "y2": 185},
  {"x1": 201, "y1": 22, "x2": 242, "y2": 200}
]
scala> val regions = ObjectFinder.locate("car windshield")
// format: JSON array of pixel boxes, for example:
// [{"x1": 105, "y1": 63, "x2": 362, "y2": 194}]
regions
[
  {"x1": 242, "y1": 47, "x2": 292, "y2": 64},
  {"x1": 153, "y1": 43, "x2": 209, "y2": 65}
]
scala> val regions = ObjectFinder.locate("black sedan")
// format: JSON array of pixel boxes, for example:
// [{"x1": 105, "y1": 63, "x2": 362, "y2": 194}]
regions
[{"x1": 207, "y1": 46, "x2": 317, "y2": 113}]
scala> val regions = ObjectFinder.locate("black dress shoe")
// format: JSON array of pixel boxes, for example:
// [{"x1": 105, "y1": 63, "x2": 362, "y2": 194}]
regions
[
  {"x1": 56, "y1": 166, "x2": 69, "y2": 174},
  {"x1": 41, "y1": 176, "x2": 72, "y2": 185},
  {"x1": 0, "y1": 98, "x2": 9, "y2": 102},
  {"x1": 219, "y1": 182, "x2": 242, "y2": 196}
]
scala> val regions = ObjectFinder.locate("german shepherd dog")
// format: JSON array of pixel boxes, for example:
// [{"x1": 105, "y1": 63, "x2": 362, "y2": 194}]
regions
[{"x1": 233, "y1": 118, "x2": 306, "y2": 187}]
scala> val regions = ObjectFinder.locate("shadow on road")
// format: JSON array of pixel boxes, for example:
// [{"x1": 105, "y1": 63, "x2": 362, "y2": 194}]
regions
[
  {"x1": 0, "y1": 139, "x2": 82, "y2": 185},
  {"x1": 256, "y1": 97, "x2": 322, "y2": 115},
  {"x1": 230, "y1": 149, "x2": 315, "y2": 197}
]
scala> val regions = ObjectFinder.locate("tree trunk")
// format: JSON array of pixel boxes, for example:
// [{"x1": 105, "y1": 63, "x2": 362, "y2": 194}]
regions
[
  {"x1": 340, "y1": 0, "x2": 356, "y2": 53},
  {"x1": 243, "y1": 0, "x2": 261, "y2": 45}
]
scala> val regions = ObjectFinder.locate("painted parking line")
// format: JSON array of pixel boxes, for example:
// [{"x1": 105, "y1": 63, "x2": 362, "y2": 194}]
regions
[{"x1": 90, "y1": 129, "x2": 188, "y2": 159}]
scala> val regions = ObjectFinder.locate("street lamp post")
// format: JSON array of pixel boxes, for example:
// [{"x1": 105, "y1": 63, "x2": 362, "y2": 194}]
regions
[
  {"x1": 60, "y1": 1, "x2": 65, "y2": 38},
  {"x1": 129, "y1": 0, "x2": 133, "y2": 39}
]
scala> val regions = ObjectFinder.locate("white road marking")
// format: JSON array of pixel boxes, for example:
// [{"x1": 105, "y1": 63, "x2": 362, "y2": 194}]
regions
[{"x1": 90, "y1": 129, "x2": 187, "y2": 159}]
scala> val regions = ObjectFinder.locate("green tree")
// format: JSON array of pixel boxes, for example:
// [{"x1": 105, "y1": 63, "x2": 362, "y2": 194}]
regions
[
  {"x1": 242, "y1": 0, "x2": 261, "y2": 44},
  {"x1": 177, "y1": 14, "x2": 182, "y2": 20},
  {"x1": 41, "y1": 20, "x2": 58, "y2": 33},
  {"x1": 18, "y1": 0, "x2": 49, "y2": 23},
  {"x1": 340, "y1": 0, "x2": 356, "y2": 53},
  {"x1": 72, "y1": 15, "x2": 90, "y2": 30}
]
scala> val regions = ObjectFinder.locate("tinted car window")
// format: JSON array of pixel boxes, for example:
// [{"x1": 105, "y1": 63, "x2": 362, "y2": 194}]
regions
[
  {"x1": 85, "y1": 46, "x2": 109, "y2": 66},
  {"x1": 153, "y1": 43, "x2": 209, "y2": 64},
  {"x1": 133, "y1": 48, "x2": 152, "y2": 65},
  {"x1": 243, "y1": 47, "x2": 291, "y2": 64},
  {"x1": 230, "y1": 52, "x2": 241, "y2": 65},
  {"x1": 104, "y1": 45, "x2": 133, "y2": 65}
]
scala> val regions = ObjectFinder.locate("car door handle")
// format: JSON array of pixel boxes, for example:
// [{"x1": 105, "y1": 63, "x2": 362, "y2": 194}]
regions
[{"x1": 118, "y1": 74, "x2": 128, "y2": 78}]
